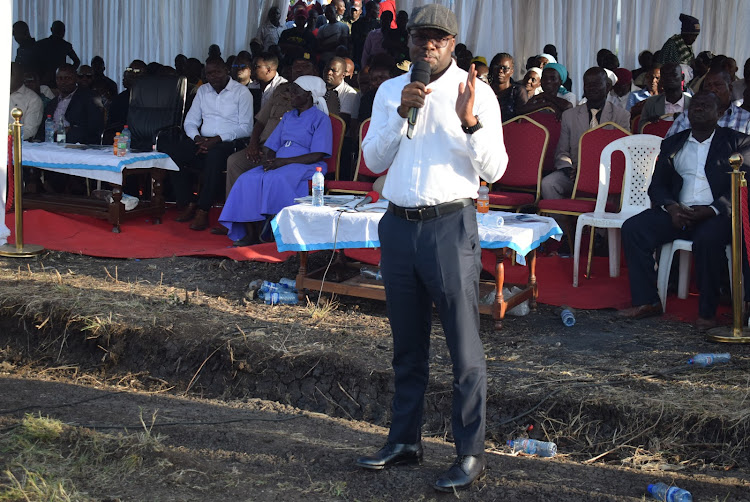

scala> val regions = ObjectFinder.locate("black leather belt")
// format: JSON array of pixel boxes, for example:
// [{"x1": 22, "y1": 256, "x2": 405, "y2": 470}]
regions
[{"x1": 387, "y1": 198, "x2": 473, "y2": 222}]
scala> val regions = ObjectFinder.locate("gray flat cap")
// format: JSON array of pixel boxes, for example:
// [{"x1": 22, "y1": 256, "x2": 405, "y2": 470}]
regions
[{"x1": 407, "y1": 4, "x2": 458, "y2": 37}]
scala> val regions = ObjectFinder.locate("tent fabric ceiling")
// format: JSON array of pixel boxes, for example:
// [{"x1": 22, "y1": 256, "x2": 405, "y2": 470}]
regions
[{"x1": 10, "y1": 1, "x2": 750, "y2": 99}]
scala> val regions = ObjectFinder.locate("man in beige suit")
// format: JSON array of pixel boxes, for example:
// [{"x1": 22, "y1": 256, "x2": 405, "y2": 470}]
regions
[{"x1": 541, "y1": 67, "x2": 631, "y2": 201}]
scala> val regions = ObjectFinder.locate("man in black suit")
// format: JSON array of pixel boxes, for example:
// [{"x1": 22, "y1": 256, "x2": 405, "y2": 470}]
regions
[
  {"x1": 36, "y1": 64, "x2": 103, "y2": 145},
  {"x1": 620, "y1": 91, "x2": 750, "y2": 330}
]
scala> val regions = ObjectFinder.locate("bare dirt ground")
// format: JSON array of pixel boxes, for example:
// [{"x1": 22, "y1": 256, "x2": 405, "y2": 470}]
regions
[{"x1": 1, "y1": 250, "x2": 749, "y2": 501}]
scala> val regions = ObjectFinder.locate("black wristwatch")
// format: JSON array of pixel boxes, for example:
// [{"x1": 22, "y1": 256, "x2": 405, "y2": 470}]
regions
[{"x1": 461, "y1": 116, "x2": 483, "y2": 135}]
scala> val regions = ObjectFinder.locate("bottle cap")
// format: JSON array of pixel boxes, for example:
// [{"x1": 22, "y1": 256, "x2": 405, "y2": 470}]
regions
[
  {"x1": 481, "y1": 181, "x2": 487, "y2": 186},
  {"x1": 316, "y1": 166, "x2": 322, "y2": 171}
]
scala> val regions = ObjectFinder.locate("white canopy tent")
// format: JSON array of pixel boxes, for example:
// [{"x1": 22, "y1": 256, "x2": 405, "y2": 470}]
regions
[
  {"x1": 5, "y1": 0, "x2": 750, "y2": 242},
  {"x1": 11, "y1": 0, "x2": 750, "y2": 95}
]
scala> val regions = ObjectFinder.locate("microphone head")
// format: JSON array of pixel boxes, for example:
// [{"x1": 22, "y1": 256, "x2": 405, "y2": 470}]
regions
[
  {"x1": 410, "y1": 61, "x2": 431, "y2": 85},
  {"x1": 366, "y1": 190, "x2": 380, "y2": 203}
]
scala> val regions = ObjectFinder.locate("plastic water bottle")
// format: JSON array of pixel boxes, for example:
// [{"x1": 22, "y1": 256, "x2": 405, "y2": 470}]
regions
[
  {"x1": 687, "y1": 353, "x2": 730, "y2": 367},
  {"x1": 561, "y1": 306, "x2": 576, "y2": 327},
  {"x1": 55, "y1": 117, "x2": 66, "y2": 144},
  {"x1": 507, "y1": 438, "x2": 557, "y2": 457},
  {"x1": 44, "y1": 115, "x2": 54, "y2": 142},
  {"x1": 360, "y1": 266, "x2": 382, "y2": 281},
  {"x1": 113, "y1": 132, "x2": 121, "y2": 156},
  {"x1": 311, "y1": 166, "x2": 325, "y2": 207},
  {"x1": 477, "y1": 181, "x2": 490, "y2": 213},
  {"x1": 278, "y1": 277, "x2": 297, "y2": 290},
  {"x1": 121, "y1": 125, "x2": 131, "y2": 152},
  {"x1": 265, "y1": 290, "x2": 299, "y2": 305},
  {"x1": 647, "y1": 482, "x2": 692, "y2": 502},
  {"x1": 117, "y1": 132, "x2": 127, "y2": 156}
]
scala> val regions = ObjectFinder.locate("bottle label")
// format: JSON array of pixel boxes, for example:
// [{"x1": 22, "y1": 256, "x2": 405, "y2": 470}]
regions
[{"x1": 477, "y1": 200, "x2": 489, "y2": 213}]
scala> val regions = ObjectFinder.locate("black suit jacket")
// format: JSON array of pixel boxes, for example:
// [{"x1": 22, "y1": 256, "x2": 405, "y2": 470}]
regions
[
  {"x1": 37, "y1": 87, "x2": 104, "y2": 144},
  {"x1": 648, "y1": 127, "x2": 750, "y2": 217}
]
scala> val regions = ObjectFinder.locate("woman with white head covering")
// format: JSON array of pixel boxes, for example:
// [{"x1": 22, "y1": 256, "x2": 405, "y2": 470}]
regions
[
  {"x1": 219, "y1": 76, "x2": 334, "y2": 246},
  {"x1": 522, "y1": 67, "x2": 543, "y2": 96}
]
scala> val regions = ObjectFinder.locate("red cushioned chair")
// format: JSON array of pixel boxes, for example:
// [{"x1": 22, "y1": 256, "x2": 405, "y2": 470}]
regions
[
  {"x1": 525, "y1": 107, "x2": 561, "y2": 174},
  {"x1": 538, "y1": 121, "x2": 630, "y2": 220},
  {"x1": 326, "y1": 118, "x2": 388, "y2": 195},
  {"x1": 308, "y1": 114, "x2": 346, "y2": 194},
  {"x1": 639, "y1": 114, "x2": 674, "y2": 137},
  {"x1": 488, "y1": 115, "x2": 549, "y2": 211}
]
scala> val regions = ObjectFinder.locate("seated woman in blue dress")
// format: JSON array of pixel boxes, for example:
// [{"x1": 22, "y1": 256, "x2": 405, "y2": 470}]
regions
[{"x1": 219, "y1": 76, "x2": 333, "y2": 246}]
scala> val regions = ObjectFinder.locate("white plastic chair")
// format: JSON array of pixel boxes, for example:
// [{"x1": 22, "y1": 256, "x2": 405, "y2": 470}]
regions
[
  {"x1": 656, "y1": 240, "x2": 732, "y2": 311},
  {"x1": 573, "y1": 135, "x2": 663, "y2": 287}
]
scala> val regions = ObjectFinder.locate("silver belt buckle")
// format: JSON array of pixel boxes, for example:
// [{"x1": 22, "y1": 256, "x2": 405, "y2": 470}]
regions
[{"x1": 404, "y1": 207, "x2": 420, "y2": 221}]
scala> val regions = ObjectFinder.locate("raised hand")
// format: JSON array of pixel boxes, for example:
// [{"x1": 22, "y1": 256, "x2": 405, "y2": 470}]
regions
[{"x1": 456, "y1": 63, "x2": 478, "y2": 128}]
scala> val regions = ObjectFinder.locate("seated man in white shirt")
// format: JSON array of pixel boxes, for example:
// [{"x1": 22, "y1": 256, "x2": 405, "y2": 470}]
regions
[
  {"x1": 9, "y1": 62, "x2": 43, "y2": 140},
  {"x1": 174, "y1": 57, "x2": 253, "y2": 231},
  {"x1": 323, "y1": 56, "x2": 360, "y2": 125},
  {"x1": 248, "y1": 53, "x2": 287, "y2": 110},
  {"x1": 620, "y1": 92, "x2": 750, "y2": 330}
]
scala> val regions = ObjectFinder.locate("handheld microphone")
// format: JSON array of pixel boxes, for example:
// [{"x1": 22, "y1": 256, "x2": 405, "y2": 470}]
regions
[
  {"x1": 407, "y1": 61, "x2": 432, "y2": 140},
  {"x1": 355, "y1": 190, "x2": 380, "y2": 209}
]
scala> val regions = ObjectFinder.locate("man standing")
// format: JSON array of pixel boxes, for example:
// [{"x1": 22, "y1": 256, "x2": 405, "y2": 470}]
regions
[
  {"x1": 175, "y1": 57, "x2": 253, "y2": 231},
  {"x1": 12, "y1": 21, "x2": 37, "y2": 71},
  {"x1": 658, "y1": 13, "x2": 700, "y2": 65},
  {"x1": 620, "y1": 92, "x2": 750, "y2": 330},
  {"x1": 316, "y1": 4, "x2": 350, "y2": 65},
  {"x1": 255, "y1": 6, "x2": 285, "y2": 51},
  {"x1": 35, "y1": 21, "x2": 80, "y2": 87},
  {"x1": 356, "y1": 4, "x2": 507, "y2": 492},
  {"x1": 9, "y1": 62, "x2": 43, "y2": 140}
]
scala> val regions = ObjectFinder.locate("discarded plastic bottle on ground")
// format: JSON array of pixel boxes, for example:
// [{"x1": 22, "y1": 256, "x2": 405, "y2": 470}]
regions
[
  {"x1": 647, "y1": 482, "x2": 692, "y2": 502},
  {"x1": 360, "y1": 266, "x2": 382, "y2": 281},
  {"x1": 477, "y1": 181, "x2": 490, "y2": 214},
  {"x1": 278, "y1": 277, "x2": 297, "y2": 290},
  {"x1": 311, "y1": 166, "x2": 325, "y2": 207},
  {"x1": 687, "y1": 353, "x2": 730, "y2": 367},
  {"x1": 561, "y1": 306, "x2": 576, "y2": 327},
  {"x1": 507, "y1": 438, "x2": 557, "y2": 457},
  {"x1": 44, "y1": 115, "x2": 54, "y2": 142},
  {"x1": 260, "y1": 280, "x2": 289, "y2": 293},
  {"x1": 265, "y1": 290, "x2": 299, "y2": 305},
  {"x1": 121, "y1": 125, "x2": 131, "y2": 153}
]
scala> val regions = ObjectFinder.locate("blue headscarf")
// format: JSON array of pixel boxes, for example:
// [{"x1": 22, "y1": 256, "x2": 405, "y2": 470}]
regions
[{"x1": 545, "y1": 62, "x2": 569, "y2": 95}]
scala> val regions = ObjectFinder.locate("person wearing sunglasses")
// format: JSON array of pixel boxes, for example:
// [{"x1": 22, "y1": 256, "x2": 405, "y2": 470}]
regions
[
  {"x1": 107, "y1": 60, "x2": 146, "y2": 128},
  {"x1": 231, "y1": 55, "x2": 253, "y2": 87},
  {"x1": 489, "y1": 52, "x2": 527, "y2": 121}
]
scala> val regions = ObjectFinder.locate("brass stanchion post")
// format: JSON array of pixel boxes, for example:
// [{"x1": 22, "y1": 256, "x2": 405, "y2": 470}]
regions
[
  {"x1": 0, "y1": 108, "x2": 45, "y2": 257},
  {"x1": 707, "y1": 153, "x2": 750, "y2": 342}
]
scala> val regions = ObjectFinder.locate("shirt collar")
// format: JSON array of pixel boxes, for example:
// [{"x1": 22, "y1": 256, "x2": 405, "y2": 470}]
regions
[{"x1": 688, "y1": 129, "x2": 715, "y2": 145}]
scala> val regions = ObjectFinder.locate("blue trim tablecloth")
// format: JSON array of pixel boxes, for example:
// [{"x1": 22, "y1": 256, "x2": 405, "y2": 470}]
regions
[
  {"x1": 22, "y1": 142, "x2": 179, "y2": 185},
  {"x1": 272, "y1": 202, "x2": 562, "y2": 264}
]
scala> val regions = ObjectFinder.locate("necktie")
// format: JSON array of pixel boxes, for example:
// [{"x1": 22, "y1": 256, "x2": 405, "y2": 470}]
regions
[{"x1": 589, "y1": 108, "x2": 599, "y2": 129}]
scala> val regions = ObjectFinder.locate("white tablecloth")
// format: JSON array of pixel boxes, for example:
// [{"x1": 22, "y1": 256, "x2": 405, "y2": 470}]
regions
[
  {"x1": 272, "y1": 202, "x2": 562, "y2": 263},
  {"x1": 21, "y1": 142, "x2": 179, "y2": 185}
]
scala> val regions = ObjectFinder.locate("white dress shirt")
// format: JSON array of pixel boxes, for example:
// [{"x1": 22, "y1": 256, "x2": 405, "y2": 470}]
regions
[
  {"x1": 362, "y1": 60, "x2": 508, "y2": 207},
  {"x1": 333, "y1": 80, "x2": 360, "y2": 117},
  {"x1": 184, "y1": 78, "x2": 253, "y2": 142},
  {"x1": 674, "y1": 131, "x2": 715, "y2": 207},
  {"x1": 664, "y1": 95, "x2": 685, "y2": 116},
  {"x1": 9, "y1": 85, "x2": 43, "y2": 139},
  {"x1": 248, "y1": 73, "x2": 287, "y2": 109}
]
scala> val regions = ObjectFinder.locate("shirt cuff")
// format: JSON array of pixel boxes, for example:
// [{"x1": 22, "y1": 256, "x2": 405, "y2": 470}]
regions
[{"x1": 710, "y1": 205, "x2": 719, "y2": 215}]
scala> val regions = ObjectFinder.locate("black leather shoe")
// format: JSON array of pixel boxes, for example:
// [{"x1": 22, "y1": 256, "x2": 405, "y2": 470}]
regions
[
  {"x1": 434, "y1": 455, "x2": 486, "y2": 492},
  {"x1": 356, "y1": 443, "x2": 423, "y2": 470}
]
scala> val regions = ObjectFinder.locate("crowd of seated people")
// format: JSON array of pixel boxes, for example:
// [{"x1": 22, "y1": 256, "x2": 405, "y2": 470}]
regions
[{"x1": 9, "y1": 8, "x2": 750, "y2": 329}]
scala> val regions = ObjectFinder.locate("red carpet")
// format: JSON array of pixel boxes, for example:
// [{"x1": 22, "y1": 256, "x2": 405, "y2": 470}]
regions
[
  {"x1": 5, "y1": 209, "x2": 719, "y2": 322},
  {"x1": 6, "y1": 208, "x2": 294, "y2": 263},
  {"x1": 344, "y1": 248, "x2": 722, "y2": 323}
]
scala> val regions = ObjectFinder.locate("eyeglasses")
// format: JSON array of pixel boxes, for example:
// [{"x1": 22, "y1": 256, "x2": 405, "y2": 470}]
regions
[
  {"x1": 410, "y1": 33, "x2": 454, "y2": 49},
  {"x1": 232, "y1": 64, "x2": 249, "y2": 70},
  {"x1": 125, "y1": 67, "x2": 142, "y2": 73},
  {"x1": 494, "y1": 65, "x2": 512, "y2": 73}
]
